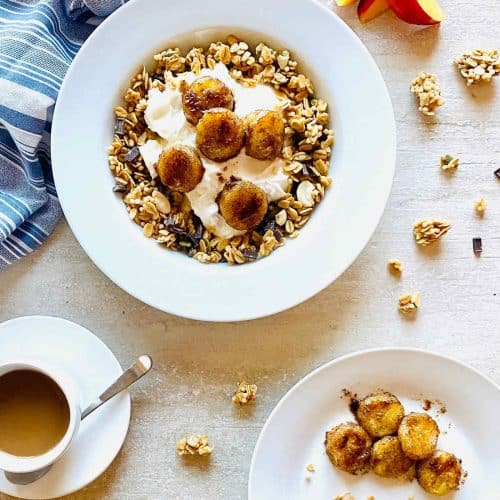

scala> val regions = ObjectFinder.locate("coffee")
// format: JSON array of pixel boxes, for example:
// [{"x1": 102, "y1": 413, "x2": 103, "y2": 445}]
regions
[{"x1": 0, "y1": 370, "x2": 70, "y2": 457}]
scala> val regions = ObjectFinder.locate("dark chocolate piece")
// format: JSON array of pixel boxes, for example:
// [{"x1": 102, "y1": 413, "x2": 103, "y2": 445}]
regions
[
  {"x1": 114, "y1": 118, "x2": 125, "y2": 136},
  {"x1": 472, "y1": 237, "x2": 482, "y2": 255},
  {"x1": 124, "y1": 146, "x2": 140, "y2": 162},
  {"x1": 242, "y1": 249, "x2": 258, "y2": 260},
  {"x1": 495, "y1": 168, "x2": 500, "y2": 180}
]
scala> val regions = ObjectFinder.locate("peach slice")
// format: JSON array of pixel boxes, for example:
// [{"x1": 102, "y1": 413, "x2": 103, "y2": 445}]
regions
[
  {"x1": 335, "y1": 0, "x2": 357, "y2": 6},
  {"x1": 388, "y1": 0, "x2": 444, "y2": 25},
  {"x1": 357, "y1": 0, "x2": 390, "y2": 23}
]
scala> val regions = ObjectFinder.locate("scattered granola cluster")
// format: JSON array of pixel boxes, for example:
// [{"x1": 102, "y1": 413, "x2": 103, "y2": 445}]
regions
[
  {"x1": 334, "y1": 493, "x2": 355, "y2": 500},
  {"x1": 109, "y1": 36, "x2": 334, "y2": 265},
  {"x1": 474, "y1": 198, "x2": 487, "y2": 215},
  {"x1": 387, "y1": 259, "x2": 403, "y2": 275},
  {"x1": 410, "y1": 72, "x2": 444, "y2": 115},
  {"x1": 176, "y1": 435, "x2": 213, "y2": 457},
  {"x1": 305, "y1": 463, "x2": 315, "y2": 472},
  {"x1": 440, "y1": 154, "x2": 459, "y2": 172},
  {"x1": 455, "y1": 49, "x2": 500, "y2": 86},
  {"x1": 232, "y1": 381, "x2": 257, "y2": 405},
  {"x1": 413, "y1": 219, "x2": 451, "y2": 246},
  {"x1": 398, "y1": 292, "x2": 421, "y2": 314}
]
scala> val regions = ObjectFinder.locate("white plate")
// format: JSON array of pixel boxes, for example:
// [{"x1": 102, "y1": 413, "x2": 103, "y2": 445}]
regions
[
  {"x1": 0, "y1": 316, "x2": 130, "y2": 499},
  {"x1": 249, "y1": 348, "x2": 500, "y2": 499},
  {"x1": 52, "y1": 0, "x2": 396, "y2": 321}
]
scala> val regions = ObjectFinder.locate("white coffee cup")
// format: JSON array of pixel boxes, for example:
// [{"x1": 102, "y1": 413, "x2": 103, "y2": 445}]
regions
[{"x1": 0, "y1": 359, "x2": 81, "y2": 474}]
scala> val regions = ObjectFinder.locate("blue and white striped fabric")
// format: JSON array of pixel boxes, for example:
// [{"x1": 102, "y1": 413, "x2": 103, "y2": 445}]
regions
[{"x1": 0, "y1": 0, "x2": 126, "y2": 270}]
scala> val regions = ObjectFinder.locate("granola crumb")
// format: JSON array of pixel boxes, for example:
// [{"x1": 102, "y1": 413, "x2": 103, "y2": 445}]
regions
[
  {"x1": 176, "y1": 435, "x2": 213, "y2": 456},
  {"x1": 440, "y1": 154, "x2": 459, "y2": 172},
  {"x1": 388, "y1": 259, "x2": 403, "y2": 275},
  {"x1": 455, "y1": 49, "x2": 500, "y2": 86},
  {"x1": 398, "y1": 292, "x2": 421, "y2": 314},
  {"x1": 232, "y1": 381, "x2": 257, "y2": 405},
  {"x1": 410, "y1": 72, "x2": 444, "y2": 115},
  {"x1": 367, "y1": 497, "x2": 375, "y2": 500},
  {"x1": 305, "y1": 475, "x2": 312, "y2": 481},
  {"x1": 413, "y1": 219, "x2": 451, "y2": 246},
  {"x1": 335, "y1": 493, "x2": 355, "y2": 500},
  {"x1": 305, "y1": 463, "x2": 315, "y2": 472},
  {"x1": 474, "y1": 198, "x2": 487, "y2": 215}
]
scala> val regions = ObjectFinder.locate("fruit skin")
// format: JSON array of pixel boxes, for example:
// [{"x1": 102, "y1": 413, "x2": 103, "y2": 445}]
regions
[
  {"x1": 218, "y1": 180, "x2": 268, "y2": 231},
  {"x1": 371, "y1": 436, "x2": 415, "y2": 479},
  {"x1": 244, "y1": 110, "x2": 285, "y2": 161},
  {"x1": 355, "y1": 392, "x2": 405, "y2": 437},
  {"x1": 398, "y1": 412, "x2": 439, "y2": 460},
  {"x1": 335, "y1": 0, "x2": 357, "y2": 6},
  {"x1": 357, "y1": 0, "x2": 390, "y2": 23},
  {"x1": 387, "y1": 0, "x2": 444, "y2": 25},
  {"x1": 196, "y1": 108, "x2": 245, "y2": 162},
  {"x1": 324, "y1": 422, "x2": 372, "y2": 475},
  {"x1": 417, "y1": 450, "x2": 462, "y2": 495},
  {"x1": 157, "y1": 144, "x2": 204, "y2": 192},
  {"x1": 182, "y1": 77, "x2": 234, "y2": 124}
]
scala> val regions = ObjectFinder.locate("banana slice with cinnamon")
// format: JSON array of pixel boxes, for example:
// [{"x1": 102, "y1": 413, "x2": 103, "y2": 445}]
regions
[
  {"x1": 182, "y1": 76, "x2": 234, "y2": 124},
  {"x1": 324, "y1": 422, "x2": 372, "y2": 475},
  {"x1": 196, "y1": 108, "x2": 245, "y2": 162},
  {"x1": 416, "y1": 450, "x2": 462, "y2": 495},
  {"x1": 244, "y1": 109, "x2": 285, "y2": 160},
  {"x1": 157, "y1": 144, "x2": 204, "y2": 192},
  {"x1": 218, "y1": 180, "x2": 268, "y2": 231}
]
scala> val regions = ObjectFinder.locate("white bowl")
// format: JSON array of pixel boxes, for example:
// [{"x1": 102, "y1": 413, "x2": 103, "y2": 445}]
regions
[{"x1": 52, "y1": 0, "x2": 396, "y2": 321}]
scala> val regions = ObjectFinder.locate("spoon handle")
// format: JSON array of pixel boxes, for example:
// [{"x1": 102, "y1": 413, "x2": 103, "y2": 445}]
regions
[{"x1": 81, "y1": 354, "x2": 153, "y2": 420}]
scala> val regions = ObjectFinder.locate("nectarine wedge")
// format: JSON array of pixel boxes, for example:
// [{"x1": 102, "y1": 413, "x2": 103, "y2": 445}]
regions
[
  {"x1": 358, "y1": 0, "x2": 390, "y2": 23},
  {"x1": 335, "y1": 0, "x2": 357, "y2": 6},
  {"x1": 388, "y1": 0, "x2": 444, "y2": 25}
]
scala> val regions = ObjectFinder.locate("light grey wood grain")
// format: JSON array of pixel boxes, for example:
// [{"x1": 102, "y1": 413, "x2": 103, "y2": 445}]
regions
[{"x1": 0, "y1": 0, "x2": 499, "y2": 498}]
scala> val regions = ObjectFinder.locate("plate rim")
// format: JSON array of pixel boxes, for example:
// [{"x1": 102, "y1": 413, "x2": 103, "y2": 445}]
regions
[
  {"x1": 248, "y1": 346, "x2": 500, "y2": 498},
  {"x1": 0, "y1": 315, "x2": 131, "y2": 499},
  {"x1": 51, "y1": 0, "x2": 396, "y2": 322}
]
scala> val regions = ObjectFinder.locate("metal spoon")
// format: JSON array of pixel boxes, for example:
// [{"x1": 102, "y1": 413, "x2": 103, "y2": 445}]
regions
[{"x1": 4, "y1": 355, "x2": 153, "y2": 486}]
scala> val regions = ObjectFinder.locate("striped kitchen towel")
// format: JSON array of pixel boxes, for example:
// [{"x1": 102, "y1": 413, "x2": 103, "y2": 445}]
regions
[{"x1": 0, "y1": 0, "x2": 126, "y2": 270}]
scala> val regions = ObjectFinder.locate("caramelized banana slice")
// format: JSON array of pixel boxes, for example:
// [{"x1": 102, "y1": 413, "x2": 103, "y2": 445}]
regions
[
  {"x1": 244, "y1": 109, "x2": 285, "y2": 160},
  {"x1": 371, "y1": 436, "x2": 415, "y2": 479},
  {"x1": 157, "y1": 144, "x2": 204, "y2": 192},
  {"x1": 324, "y1": 422, "x2": 372, "y2": 475},
  {"x1": 182, "y1": 77, "x2": 234, "y2": 124},
  {"x1": 356, "y1": 392, "x2": 405, "y2": 438},
  {"x1": 218, "y1": 180, "x2": 268, "y2": 231},
  {"x1": 356, "y1": 392, "x2": 405, "y2": 437},
  {"x1": 398, "y1": 412, "x2": 439, "y2": 460},
  {"x1": 417, "y1": 450, "x2": 462, "y2": 495},
  {"x1": 196, "y1": 108, "x2": 245, "y2": 162}
]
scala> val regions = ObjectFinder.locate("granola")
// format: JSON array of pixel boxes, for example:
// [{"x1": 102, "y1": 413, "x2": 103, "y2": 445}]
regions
[
  {"x1": 455, "y1": 49, "x2": 500, "y2": 86},
  {"x1": 176, "y1": 435, "x2": 213, "y2": 456},
  {"x1": 232, "y1": 381, "x2": 257, "y2": 405},
  {"x1": 413, "y1": 219, "x2": 451, "y2": 246},
  {"x1": 335, "y1": 493, "x2": 355, "y2": 500},
  {"x1": 108, "y1": 37, "x2": 334, "y2": 265},
  {"x1": 410, "y1": 72, "x2": 444, "y2": 115},
  {"x1": 474, "y1": 198, "x2": 487, "y2": 215},
  {"x1": 398, "y1": 292, "x2": 421, "y2": 314},
  {"x1": 440, "y1": 155, "x2": 459, "y2": 172},
  {"x1": 388, "y1": 259, "x2": 403, "y2": 274}
]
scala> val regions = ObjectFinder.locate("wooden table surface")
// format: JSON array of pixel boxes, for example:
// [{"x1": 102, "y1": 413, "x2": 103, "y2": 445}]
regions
[{"x1": 1, "y1": 1, "x2": 499, "y2": 498}]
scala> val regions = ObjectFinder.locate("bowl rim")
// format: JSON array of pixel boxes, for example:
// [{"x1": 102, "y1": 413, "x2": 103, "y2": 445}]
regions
[{"x1": 52, "y1": 0, "x2": 396, "y2": 322}]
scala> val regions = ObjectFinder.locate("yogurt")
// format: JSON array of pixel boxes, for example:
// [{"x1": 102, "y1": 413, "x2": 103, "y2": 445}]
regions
[{"x1": 139, "y1": 63, "x2": 290, "y2": 238}]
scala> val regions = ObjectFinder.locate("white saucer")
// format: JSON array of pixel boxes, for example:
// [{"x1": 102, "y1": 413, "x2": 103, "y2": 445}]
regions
[
  {"x1": 249, "y1": 348, "x2": 500, "y2": 499},
  {"x1": 0, "y1": 316, "x2": 131, "y2": 499}
]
